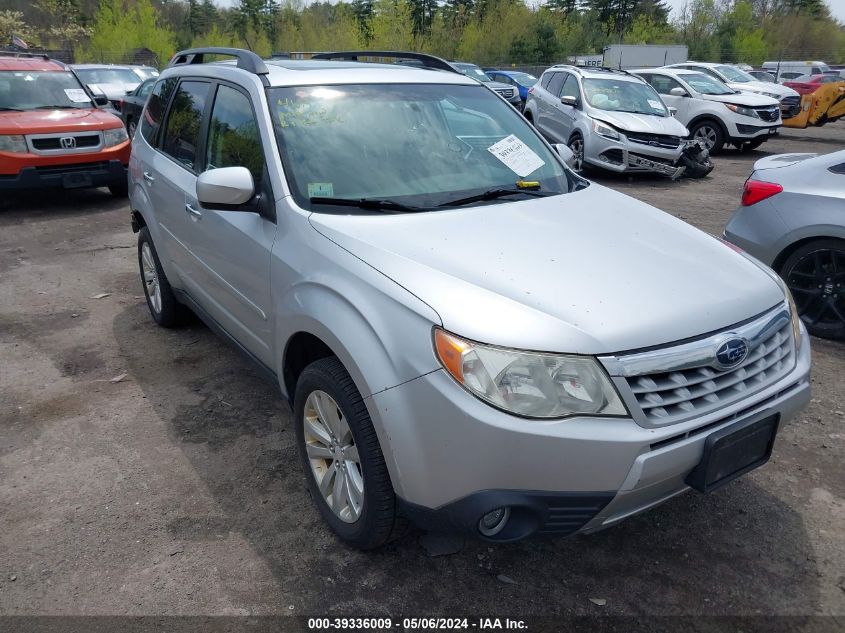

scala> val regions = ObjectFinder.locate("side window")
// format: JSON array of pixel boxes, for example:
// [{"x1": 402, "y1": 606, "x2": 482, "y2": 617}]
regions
[
  {"x1": 560, "y1": 74, "x2": 580, "y2": 101},
  {"x1": 650, "y1": 75, "x2": 683, "y2": 95},
  {"x1": 546, "y1": 72, "x2": 566, "y2": 97},
  {"x1": 205, "y1": 84, "x2": 265, "y2": 184},
  {"x1": 161, "y1": 81, "x2": 210, "y2": 171},
  {"x1": 140, "y1": 77, "x2": 177, "y2": 146},
  {"x1": 540, "y1": 72, "x2": 553, "y2": 89},
  {"x1": 829, "y1": 163, "x2": 845, "y2": 175},
  {"x1": 139, "y1": 81, "x2": 155, "y2": 98}
]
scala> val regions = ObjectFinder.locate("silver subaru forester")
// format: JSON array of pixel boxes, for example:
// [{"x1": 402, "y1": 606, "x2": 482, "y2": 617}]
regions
[{"x1": 129, "y1": 48, "x2": 811, "y2": 549}]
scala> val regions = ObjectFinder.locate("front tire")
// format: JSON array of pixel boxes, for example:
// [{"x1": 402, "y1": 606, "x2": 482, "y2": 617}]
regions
[
  {"x1": 690, "y1": 120, "x2": 725, "y2": 154},
  {"x1": 137, "y1": 227, "x2": 192, "y2": 327},
  {"x1": 294, "y1": 357, "x2": 403, "y2": 549},
  {"x1": 568, "y1": 133, "x2": 586, "y2": 173},
  {"x1": 780, "y1": 239, "x2": 845, "y2": 340}
]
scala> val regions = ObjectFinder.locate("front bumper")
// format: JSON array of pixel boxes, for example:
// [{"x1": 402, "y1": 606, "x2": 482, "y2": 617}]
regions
[
  {"x1": 0, "y1": 159, "x2": 127, "y2": 191},
  {"x1": 731, "y1": 122, "x2": 780, "y2": 141},
  {"x1": 369, "y1": 326, "x2": 811, "y2": 541},
  {"x1": 585, "y1": 132, "x2": 684, "y2": 176}
]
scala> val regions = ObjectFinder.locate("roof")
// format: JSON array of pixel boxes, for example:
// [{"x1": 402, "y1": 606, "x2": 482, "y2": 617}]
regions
[
  {"x1": 631, "y1": 67, "x2": 701, "y2": 76},
  {"x1": 0, "y1": 56, "x2": 66, "y2": 72},
  {"x1": 548, "y1": 65, "x2": 645, "y2": 82},
  {"x1": 71, "y1": 64, "x2": 138, "y2": 70}
]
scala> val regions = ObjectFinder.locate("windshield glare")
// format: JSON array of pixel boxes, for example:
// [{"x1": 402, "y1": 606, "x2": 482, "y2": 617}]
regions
[
  {"x1": 456, "y1": 65, "x2": 492, "y2": 83},
  {"x1": 716, "y1": 65, "x2": 754, "y2": 83},
  {"x1": 509, "y1": 72, "x2": 537, "y2": 85},
  {"x1": 76, "y1": 68, "x2": 139, "y2": 85},
  {"x1": 0, "y1": 71, "x2": 92, "y2": 109},
  {"x1": 583, "y1": 78, "x2": 668, "y2": 116},
  {"x1": 270, "y1": 83, "x2": 574, "y2": 211},
  {"x1": 685, "y1": 73, "x2": 734, "y2": 95}
]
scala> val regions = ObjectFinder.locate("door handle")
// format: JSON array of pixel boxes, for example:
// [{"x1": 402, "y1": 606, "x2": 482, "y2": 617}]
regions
[
  {"x1": 185, "y1": 203, "x2": 202, "y2": 218},
  {"x1": 142, "y1": 171, "x2": 155, "y2": 183}
]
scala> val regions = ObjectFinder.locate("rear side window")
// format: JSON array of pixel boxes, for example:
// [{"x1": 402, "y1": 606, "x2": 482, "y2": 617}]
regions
[
  {"x1": 161, "y1": 81, "x2": 210, "y2": 171},
  {"x1": 205, "y1": 84, "x2": 265, "y2": 183},
  {"x1": 540, "y1": 72, "x2": 553, "y2": 89},
  {"x1": 546, "y1": 72, "x2": 566, "y2": 97},
  {"x1": 140, "y1": 77, "x2": 176, "y2": 145}
]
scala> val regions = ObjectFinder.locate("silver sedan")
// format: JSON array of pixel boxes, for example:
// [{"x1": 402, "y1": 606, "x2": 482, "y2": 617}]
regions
[{"x1": 725, "y1": 150, "x2": 845, "y2": 340}]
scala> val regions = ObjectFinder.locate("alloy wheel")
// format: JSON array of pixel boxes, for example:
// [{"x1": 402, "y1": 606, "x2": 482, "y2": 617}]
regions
[
  {"x1": 693, "y1": 125, "x2": 718, "y2": 151},
  {"x1": 786, "y1": 247, "x2": 845, "y2": 330},
  {"x1": 569, "y1": 137, "x2": 585, "y2": 172},
  {"x1": 141, "y1": 242, "x2": 162, "y2": 315},
  {"x1": 303, "y1": 390, "x2": 364, "y2": 523}
]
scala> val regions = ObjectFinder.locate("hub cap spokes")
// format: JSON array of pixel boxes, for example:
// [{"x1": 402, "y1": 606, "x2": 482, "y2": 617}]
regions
[
  {"x1": 141, "y1": 242, "x2": 161, "y2": 314},
  {"x1": 786, "y1": 248, "x2": 845, "y2": 330}
]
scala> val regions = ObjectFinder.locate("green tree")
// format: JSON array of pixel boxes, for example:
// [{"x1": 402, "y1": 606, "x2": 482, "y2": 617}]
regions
[
  {"x1": 369, "y1": 0, "x2": 415, "y2": 50},
  {"x1": 84, "y1": 0, "x2": 175, "y2": 65},
  {"x1": 0, "y1": 10, "x2": 38, "y2": 48}
]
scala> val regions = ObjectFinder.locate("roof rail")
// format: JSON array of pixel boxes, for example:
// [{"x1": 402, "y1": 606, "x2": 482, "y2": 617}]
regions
[
  {"x1": 168, "y1": 47, "x2": 269, "y2": 78},
  {"x1": 0, "y1": 50, "x2": 51, "y2": 61},
  {"x1": 310, "y1": 51, "x2": 461, "y2": 75}
]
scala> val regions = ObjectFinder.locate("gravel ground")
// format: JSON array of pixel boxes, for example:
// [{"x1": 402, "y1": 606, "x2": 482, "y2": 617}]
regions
[{"x1": 0, "y1": 124, "x2": 843, "y2": 623}]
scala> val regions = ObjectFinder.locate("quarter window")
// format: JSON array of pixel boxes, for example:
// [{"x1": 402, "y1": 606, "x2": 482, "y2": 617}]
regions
[
  {"x1": 161, "y1": 81, "x2": 210, "y2": 171},
  {"x1": 546, "y1": 72, "x2": 565, "y2": 97},
  {"x1": 205, "y1": 85, "x2": 265, "y2": 183},
  {"x1": 139, "y1": 77, "x2": 176, "y2": 145}
]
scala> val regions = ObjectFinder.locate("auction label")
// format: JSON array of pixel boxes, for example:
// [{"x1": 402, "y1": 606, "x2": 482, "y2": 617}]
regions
[{"x1": 487, "y1": 135, "x2": 544, "y2": 177}]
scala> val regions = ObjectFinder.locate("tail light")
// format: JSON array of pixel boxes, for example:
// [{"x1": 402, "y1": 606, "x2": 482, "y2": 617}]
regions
[{"x1": 741, "y1": 179, "x2": 783, "y2": 206}]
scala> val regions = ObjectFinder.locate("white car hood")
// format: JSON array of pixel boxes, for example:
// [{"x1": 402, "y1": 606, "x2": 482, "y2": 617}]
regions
[
  {"x1": 87, "y1": 82, "x2": 139, "y2": 100},
  {"x1": 728, "y1": 80, "x2": 800, "y2": 99},
  {"x1": 702, "y1": 92, "x2": 780, "y2": 107},
  {"x1": 589, "y1": 110, "x2": 690, "y2": 136},
  {"x1": 309, "y1": 184, "x2": 783, "y2": 354}
]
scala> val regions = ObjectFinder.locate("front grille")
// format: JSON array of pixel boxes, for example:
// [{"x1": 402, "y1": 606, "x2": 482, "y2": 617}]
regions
[
  {"x1": 31, "y1": 134, "x2": 101, "y2": 151},
  {"x1": 754, "y1": 107, "x2": 780, "y2": 122},
  {"x1": 495, "y1": 88, "x2": 514, "y2": 99},
  {"x1": 623, "y1": 317, "x2": 794, "y2": 425},
  {"x1": 629, "y1": 152, "x2": 675, "y2": 166},
  {"x1": 626, "y1": 132, "x2": 681, "y2": 149},
  {"x1": 537, "y1": 496, "x2": 612, "y2": 535}
]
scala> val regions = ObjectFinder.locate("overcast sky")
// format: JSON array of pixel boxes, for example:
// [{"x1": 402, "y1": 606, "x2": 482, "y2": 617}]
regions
[{"x1": 213, "y1": 0, "x2": 845, "y2": 24}]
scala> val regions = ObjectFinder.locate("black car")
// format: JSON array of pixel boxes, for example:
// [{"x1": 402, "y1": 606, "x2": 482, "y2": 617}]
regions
[{"x1": 120, "y1": 78, "x2": 155, "y2": 137}]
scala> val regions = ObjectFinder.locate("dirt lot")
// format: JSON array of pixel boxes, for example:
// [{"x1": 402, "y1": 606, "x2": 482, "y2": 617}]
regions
[{"x1": 1, "y1": 124, "x2": 844, "y2": 624}]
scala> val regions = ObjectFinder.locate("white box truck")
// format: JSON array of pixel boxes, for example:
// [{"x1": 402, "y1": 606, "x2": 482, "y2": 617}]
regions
[{"x1": 602, "y1": 45, "x2": 688, "y2": 69}]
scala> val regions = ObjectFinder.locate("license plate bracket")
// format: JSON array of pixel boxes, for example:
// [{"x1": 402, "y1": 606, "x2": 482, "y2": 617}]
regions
[
  {"x1": 62, "y1": 172, "x2": 93, "y2": 189},
  {"x1": 686, "y1": 413, "x2": 780, "y2": 494}
]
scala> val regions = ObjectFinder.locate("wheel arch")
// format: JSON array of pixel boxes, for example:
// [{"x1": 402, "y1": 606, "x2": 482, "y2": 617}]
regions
[
  {"x1": 773, "y1": 234, "x2": 845, "y2": 273},
  {"x1": 687, "y1": 114, "x2": 729, "y2": 139}
]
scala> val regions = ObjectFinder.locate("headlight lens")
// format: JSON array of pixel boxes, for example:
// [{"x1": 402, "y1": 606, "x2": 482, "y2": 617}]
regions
[
  {"x1": 0, "y1": 134, "x2": 27, "y2": 153},
  {"x1": 103, "y1": 127, "x2": 128, "y2": 147},
  {"x1": 776, "y1": 276, "x2": 803, "y2": 352},
  {"x1": 592, "y1": 119, "x2": 619, "y2": 140},
  {"x1": 724, "y1": 103, "x2": 759, "y2": 118},
  {"x1": 433, "y1": 328, "x2": 628, "y2": 419}
]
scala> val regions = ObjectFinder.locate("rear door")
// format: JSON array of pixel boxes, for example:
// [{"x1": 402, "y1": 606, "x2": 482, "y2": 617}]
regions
[
  {"x1": 179, "y1": 82, "x2": 276, "y2": 365},
  {"x1": 538, "y1": 72, "x2": 566, "y2": 140},
  {"x1": 645, "y1": 73, "x2": 692, "y2": 121},
  {"x1": 550, "y1": 73, "x2": 580, "y2": 143}
]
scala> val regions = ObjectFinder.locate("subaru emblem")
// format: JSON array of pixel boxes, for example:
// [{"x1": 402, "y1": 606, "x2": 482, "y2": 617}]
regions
[{"x1": 714, "y1": 337, "x2": 749, "y2": 369}]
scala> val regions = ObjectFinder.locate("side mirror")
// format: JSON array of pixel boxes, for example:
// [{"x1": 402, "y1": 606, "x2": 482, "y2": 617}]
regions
[
  {"x1": 560, "y1": 95, "x2": 577, "y2": 107},
  {"x1": 669, "y1": 87, "x2": 688, "y2": 97},
  {"x1": 553, "y1": 143, "x2": 577, "y2": 169},
  {"x1": 92, "y1": 94, "x2": 110, "y2": 107},
  {"x1": 668, "y1": 106, "x2": 678, "y2": 116},
  {"x1": 197, "y1": 167, "x2": 255, "y2": 208},
  {"x1": 125, "y1": 88, "x2": 135, "y2": 95}
]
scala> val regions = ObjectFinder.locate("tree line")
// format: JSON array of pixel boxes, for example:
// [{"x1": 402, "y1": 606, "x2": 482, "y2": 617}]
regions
[{"x1": 1, "y1": 0, "x2": 843, "y2": 69}]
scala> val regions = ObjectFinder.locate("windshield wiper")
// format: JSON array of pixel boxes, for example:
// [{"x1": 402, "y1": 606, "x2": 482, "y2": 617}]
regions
[
  {"x1": 439, "y1": 187, "x2": 557, "y2": 208},
  {"x1": 0, "y1": 107, "x2": 24, "y2": 111},
  {"x1": 310, "y1": 196, "x2": 429, "y2": 213},
  {"x1": 33, "y1": 105, "x2": 83, "y2": 110}
]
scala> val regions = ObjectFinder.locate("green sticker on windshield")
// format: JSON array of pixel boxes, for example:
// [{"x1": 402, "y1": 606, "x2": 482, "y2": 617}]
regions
[{"x1": 307, "y1": 182, "x2": 334, "y2": 198}]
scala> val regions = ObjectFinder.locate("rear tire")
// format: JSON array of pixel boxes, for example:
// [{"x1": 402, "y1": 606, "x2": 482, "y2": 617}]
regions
[
  {"x1": 137, "y1": 227, "x2": 192, "y2": 327},
  {"x1": 689, "y1": 120, "x2": 725, "y2": 154},
  {"x1": 779, "y1": 238, "x2": 845, "y2": 340},
  {"x1": 568, "y1": 133, "x2": 586, "y2": 174},
  {"x1": 294, "y1": 357, "x2": 404, "y2": 549}
]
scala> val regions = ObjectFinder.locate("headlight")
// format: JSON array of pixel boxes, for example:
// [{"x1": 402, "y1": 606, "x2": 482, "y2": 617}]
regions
[
  {"x1": 775, "y1": 276, "x2": 803, "y2": 353},
  {"x1": 724, "y1": 103, "x2": 759, "y2": 118},
  {"x1": 433, "y1": 328, "x2": 628, "y2": 419},
  {"x1": 0, "y1": 134, "x2": 27, "y2": 153},
  {"x1": 103, "y1": 127, "x2": 128, "y2": 147},
  {"x1": 763, "y1": 92, "x2": 781, "y2": 99},
  {"x1": 592, "y1": 119, "x2": 619, "y2": 140}
]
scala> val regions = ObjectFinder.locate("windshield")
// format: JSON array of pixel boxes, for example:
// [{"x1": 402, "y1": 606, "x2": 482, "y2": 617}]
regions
[
  {"x1": 269, "y1": 83, "x2": 575, "y2": 212},
  {"x1": 76, "y1": 68, "x2": 139, "y2": 85},
  {"x1": 133, "y1": 67, "x2": 159, "y2": 80},
  {"x1": 684, "y1": 72, "x2": 734, "y2": 95},
  {"x1": 454, "y1": 64, "x2": 492, "y2": 83},
  {"x1": 0, "y1": 70, "x2": 92, "y2": 110},
  {"x1": 508, "y1": 72, "x2": 537, "y2": 86},
  {"x1": 582, "y1": 78, "x2": 668, "y2": 116},
  {"x1": 715, "y1": 65, "x2": 755, "y2": 83}
]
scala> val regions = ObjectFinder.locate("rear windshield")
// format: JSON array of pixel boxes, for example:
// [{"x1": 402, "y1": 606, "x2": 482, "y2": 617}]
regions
[
  {"x1": 76, "y1": 68, "x2": 139, "y2": 85},
  {"x1": 0, "y1": 70, "x2": 92, "y2": 110}
]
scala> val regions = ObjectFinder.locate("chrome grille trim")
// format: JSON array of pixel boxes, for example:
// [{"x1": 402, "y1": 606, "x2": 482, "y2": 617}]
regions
[
  {"x1": 600, "y1": 303, "x2": 796, "y2": 426},
  {"x1": 25, "y1": 131, "x2": 104, "y2": 155}
]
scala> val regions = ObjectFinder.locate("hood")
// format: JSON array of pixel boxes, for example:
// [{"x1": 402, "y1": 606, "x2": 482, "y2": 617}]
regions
[
  {"x1": 702, "y1": 91, "x2": 780, "y2": 107},
  {"x1": 87, "y1": 82, "x2": 138, "y2": 100},
  {"x1": 0, "y1": 107, "x2": 124, "y2": 134},
  {"x1": 753, "y1": 153, "x2": 817, "y2": 171},
  {"x1": 590, "y1": 110, "x2": 689, "y2": 136},
  {"x1": 486, "y1": 80, "x2": 518, "y2": 94},
  {"x1": 729, "y1": 81, "x2": 800, "y2": 99},
  {"x1": 309, "y1": 185, "x2": 784, "y2": 354}
]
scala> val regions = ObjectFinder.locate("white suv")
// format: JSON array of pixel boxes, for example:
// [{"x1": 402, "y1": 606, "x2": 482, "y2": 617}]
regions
[{"x1": 634, "y1": 68, "x2": 782, "y2": 153}]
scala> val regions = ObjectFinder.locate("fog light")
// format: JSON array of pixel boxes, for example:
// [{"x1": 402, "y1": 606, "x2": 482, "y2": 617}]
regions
[{"x1": 478, "y1": 507, "x2": 511, "y2": 537}]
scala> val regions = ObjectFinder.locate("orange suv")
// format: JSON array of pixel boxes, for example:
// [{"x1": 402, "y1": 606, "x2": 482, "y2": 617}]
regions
[{"x1": 0, "y1": 53, "x2": 131, "y2": 196}]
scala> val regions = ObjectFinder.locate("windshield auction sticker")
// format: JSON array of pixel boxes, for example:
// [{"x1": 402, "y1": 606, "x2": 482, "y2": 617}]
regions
[
  {"x1": 487, "y1": 135, "x2": 545, "y2": 177},
  {"x1": 64, "y1": 88, "x2": 92, "y2": 103}
]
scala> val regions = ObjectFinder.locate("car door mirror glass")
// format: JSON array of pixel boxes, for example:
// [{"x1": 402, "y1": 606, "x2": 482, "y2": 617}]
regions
[
  {"x1": 670, "y1": 87, "x2": 688, "y2": 97},
  {"x1": 197, "y1": 167, "x2": 255, "y2": 208},
  {"x1": 553, "y1": 143, "x2": 576, "y2": 168},
  {"x1": 561, "y1": 95, "x2": 577, "y2": 107}
]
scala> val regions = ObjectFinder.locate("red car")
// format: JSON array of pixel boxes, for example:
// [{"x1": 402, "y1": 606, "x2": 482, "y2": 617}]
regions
[
  {"x1": 0, "y1": 53, "x2": 130, "y2": 196},
  {"x1": 782, "y1": 73, "x2": 844, "y2": 95}
]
